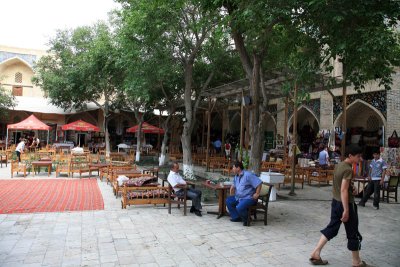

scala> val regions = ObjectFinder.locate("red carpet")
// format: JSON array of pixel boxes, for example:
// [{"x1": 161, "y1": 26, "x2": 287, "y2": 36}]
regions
[{"x1": 0, "y1": 179, "x2": 104, "y2": 214}]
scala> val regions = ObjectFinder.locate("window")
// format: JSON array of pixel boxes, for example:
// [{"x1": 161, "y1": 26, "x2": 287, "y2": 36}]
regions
[
  {"x1": 15, "y1": 72, "x2": 22, "y2": 83},
  {"x1": 12, "y1": 86, "x2": 23, "y2": 96}
]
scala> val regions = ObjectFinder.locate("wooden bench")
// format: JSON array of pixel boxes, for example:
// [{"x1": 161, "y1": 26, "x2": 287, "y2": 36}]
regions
[
  {"x1": 113, "y1": 174, "x2": 154, "y2": 198},
  {"x1": 121, "y1": 185, "x2": 170, "y2": 209}
]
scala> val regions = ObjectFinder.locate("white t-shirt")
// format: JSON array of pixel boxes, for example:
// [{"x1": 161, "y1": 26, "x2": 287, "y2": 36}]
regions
[
  {"x1": 15, "y1": 141, "x2": 25, "y2": 152},
  {"x1": 167, "y1": 170, "x2": 186, "y2": 192}
]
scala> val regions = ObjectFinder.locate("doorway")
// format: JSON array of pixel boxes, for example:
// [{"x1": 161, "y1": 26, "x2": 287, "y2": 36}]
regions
[{"x1": 77, "y1": 133, "x2": 87, "y2": 147}]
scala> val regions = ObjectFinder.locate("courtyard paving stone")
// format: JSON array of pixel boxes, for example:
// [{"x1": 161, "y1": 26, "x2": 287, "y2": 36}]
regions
[{"x1": 0, "y1": 165, "x2": 398, "y2": 266}]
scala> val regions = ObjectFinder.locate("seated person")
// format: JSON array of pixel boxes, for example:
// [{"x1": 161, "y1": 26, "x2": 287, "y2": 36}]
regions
[
  {"x1": 226, "y1": 161, "x2": 262, "y2": 226},
  {"x1": 167, "y1": 162, "x2": 203, "y2": 217},
  {"x1": 318, "y1": 145, "x2": 329, "y2": 168},
  {"x1": 30, "y1": 136, "x2": 40, "y2": 149}
]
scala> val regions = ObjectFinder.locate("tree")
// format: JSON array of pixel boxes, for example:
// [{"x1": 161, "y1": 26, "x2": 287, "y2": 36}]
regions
[
  {"x1": 0, "y1": 80, "x2": 15, "y2": 119},
  {"x1": 300, "y1": 0, "x2": 400, "y2": 157},
  {"x1": 117, "y1": 0, "x2": 221, "y2": 178},
  {"x1": 33, "y1": 22, "x2": 124, "y2": 153},
  {"x1": 207, "y1": 0, "x2": 304, "y2": 174}
]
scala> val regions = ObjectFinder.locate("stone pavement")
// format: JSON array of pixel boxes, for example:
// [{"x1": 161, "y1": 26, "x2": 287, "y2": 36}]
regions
[{"x1": 0, "y1": 165, "x2": 399, "y2": 267}]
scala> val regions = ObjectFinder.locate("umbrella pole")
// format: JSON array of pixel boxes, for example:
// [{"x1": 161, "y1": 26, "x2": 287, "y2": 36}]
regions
[
  {"x1": 47, "y1": 130, "x2": 49, "y2": 146},
  {"x1": 6, "y1": 129, "x2": 8, "y2": 149}
]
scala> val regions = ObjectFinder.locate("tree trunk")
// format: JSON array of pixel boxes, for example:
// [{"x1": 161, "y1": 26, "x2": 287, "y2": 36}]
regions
[
  {"x1": 248, "y1": 55, "x2": 264, "y2": 175},
  {"x1": 181, "y1": 62, "x2": 194, "y2": 179},
  {"x1": 159, "y1": 130, "x2": 169, "y2": 166},
  {"x1": 159, "y1": 113, "x2": 172, "y2": 166},
  {"x1": 135, "y1": 122, "x2": 142, "y2": 162},
  {"x1": 103, "y1": 111, "x2": 110, "y2": 156}
]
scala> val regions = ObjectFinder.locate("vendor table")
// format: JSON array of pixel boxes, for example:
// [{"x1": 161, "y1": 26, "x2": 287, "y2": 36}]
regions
[
  {"x1": 202, "y1": 182, "x2": 231, "y2": 219},
  {"x1": 260, "y1": 172, "x2": 285, "y2": 201},
  {"x1": 32, "y1": 161, "x2": 52, "y2": 176}
]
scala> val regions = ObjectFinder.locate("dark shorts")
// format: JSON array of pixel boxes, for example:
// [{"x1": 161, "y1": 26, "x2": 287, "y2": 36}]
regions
[{"x1": 321, "y1": 198, "x2": 362, "y2": 251}]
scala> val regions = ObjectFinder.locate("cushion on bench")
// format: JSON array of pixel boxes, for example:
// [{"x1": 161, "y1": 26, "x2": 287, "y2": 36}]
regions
[{"x1": 127, "y1": 189, "x2": 169, "y2": 199}]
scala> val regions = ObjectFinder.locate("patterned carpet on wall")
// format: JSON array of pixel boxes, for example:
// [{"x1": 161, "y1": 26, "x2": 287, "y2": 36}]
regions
[{"x1": 0, "y1": 179, "x2": 104, "y2": 214}]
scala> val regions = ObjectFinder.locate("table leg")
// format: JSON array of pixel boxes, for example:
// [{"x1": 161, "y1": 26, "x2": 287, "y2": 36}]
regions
[{"x1": 48, "y1": 164, "x2": 51, "y2": 177}]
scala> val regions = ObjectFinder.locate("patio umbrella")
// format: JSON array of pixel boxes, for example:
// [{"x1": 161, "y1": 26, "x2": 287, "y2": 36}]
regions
[
  {"x1": 126, "y1": 122, "x2": 164, "y2": 134},
  {"x1": 61, "y1": 120, "x2": 99, "y2": 146},
  {"x1": 61, "y1": 120, "x2": 100, "y2": 132},
  {"x1": 6, "y1": 114, "x2": 51, "y2": 148}
]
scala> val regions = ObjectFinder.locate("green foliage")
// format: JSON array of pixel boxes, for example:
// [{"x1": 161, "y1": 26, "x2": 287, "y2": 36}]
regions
[
  {"x1": 32, "y1": 22, "x2": 124, "y2": 112},
  {"x1": 300, "y1": 0, "x2": 400, "y2": 90},
  {"x1": 0, "y1": 80, "x2": 15, "y2": 119}
]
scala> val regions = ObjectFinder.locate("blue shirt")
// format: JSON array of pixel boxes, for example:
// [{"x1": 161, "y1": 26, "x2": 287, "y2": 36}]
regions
[
  {"x1": 369, "y1": 158, "x2": 387, "y2": 180},
  {"x1": 233, "y1": 170, "x2": 262, "y2": 201},
  {"x1": 213, "y1": 140, "x2": 222, "y2": 148},
  {"x1": 318, "y1": 150, "x2": 329, "y2": 165}
]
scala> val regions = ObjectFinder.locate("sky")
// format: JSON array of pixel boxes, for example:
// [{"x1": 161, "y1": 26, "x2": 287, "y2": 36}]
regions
[{"x1": 0, "y1": 0, "x2": 120, "y2": 50}]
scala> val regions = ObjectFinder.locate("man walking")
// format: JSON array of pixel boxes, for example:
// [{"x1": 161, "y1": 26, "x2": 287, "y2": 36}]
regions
[
  {"x1": 310, "y1": 146, "x2": 368, "y2": 267},
  {"x1": 359, "y1": 150, "x2": 387, "y2": 209}
]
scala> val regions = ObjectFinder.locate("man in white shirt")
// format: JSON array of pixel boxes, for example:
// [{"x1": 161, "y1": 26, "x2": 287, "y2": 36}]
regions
[
  {"x1": 167, "y1": 162, "x2": 203, "y2": 216},
  {"x1": 15, "y1": 139, "x2": 25, "y2": 162}
]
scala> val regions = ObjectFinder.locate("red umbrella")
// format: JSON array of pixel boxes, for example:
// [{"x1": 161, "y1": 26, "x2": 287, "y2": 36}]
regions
[
  {"x1": 126, "y1": 122, "x2": 165, "y2": 134},
  {"x1": 61, "y1": 120, "x2": 100, "y2": 132}
]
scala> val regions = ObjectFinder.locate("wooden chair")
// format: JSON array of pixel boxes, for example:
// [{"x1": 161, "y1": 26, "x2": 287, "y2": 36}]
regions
[
  {"x1": 168, "y1": 184, "x2": 188, "y2": 216},
  {"x1": 55, "y1": 158, "x2": 71, "y2": 177},
  {"x1": 0, "y1": 153, "x2": 7, "y2": 167},
  {"x1": 11, "y1": 160, "x2": 27, "y2": 178},
  {"x1": 382, "y1": 175, "x2": 399, "y2": 203},
  {"x1": 70, "y1": 160, "x2": 90, "y2": 178},
  {"x1": 247, "y1": 183, "x2": 273, "y2": 226}
]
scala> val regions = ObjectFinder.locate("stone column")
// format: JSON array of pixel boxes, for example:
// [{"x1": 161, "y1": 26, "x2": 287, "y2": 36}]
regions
[
  {"x1": 386, "y1": 71, "x2": 400, "y2": 145},
  {"x1": 319, "y1": 91, "x2": 334, "y2": 130}
]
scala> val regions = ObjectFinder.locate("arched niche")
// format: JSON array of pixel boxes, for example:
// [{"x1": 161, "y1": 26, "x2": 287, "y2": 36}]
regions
[
  {"x1": 334, "y1": 99, "x2": 386, "y2": 130},
  {"x1": 288, "y1": 105, "x2": 320, "y2": 151}
]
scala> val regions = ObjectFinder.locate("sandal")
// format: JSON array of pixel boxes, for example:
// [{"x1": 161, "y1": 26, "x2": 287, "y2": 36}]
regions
[
  {"x1": 353, "y1": 260, "x2": 368, "y2": 267},
  {"x1": 309, "y1": 257, "x2": 328, "y2": 265}
]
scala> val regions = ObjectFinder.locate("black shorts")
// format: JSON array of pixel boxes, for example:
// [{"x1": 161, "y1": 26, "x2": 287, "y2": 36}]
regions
[{"x1": 321, "y1": 199, "x2": 362, "y2": 251}]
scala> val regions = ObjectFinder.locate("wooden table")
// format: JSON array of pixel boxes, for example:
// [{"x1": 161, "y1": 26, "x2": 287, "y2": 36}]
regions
[
  {"x1": 202, "y1": 182, "x2": 231, "y2": 219},
  {"x1": 142, "y1": 167, "x2": 159, "y2": 178},
  {"x1": 354, "y1": 176, "x2": 369, "y2": 196},
  {"x1": 89, "y1": 163, "x2": 110, "y2": 179},
  {"x1": 31, "y1": 161, "x2": 52, "y2": 176}
]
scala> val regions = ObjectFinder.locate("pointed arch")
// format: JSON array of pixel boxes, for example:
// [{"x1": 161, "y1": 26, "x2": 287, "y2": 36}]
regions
[
  {"x1": 334, "y1": 99, "x2": 386, "y2": 128},
  {"x1": 229, "y1": 111, "x2": 241, "y2": 133},
  {"x1": 288, "y1": 105, "x2": 320, "y2": 133},
  {"x1": 0, "y1": 57, "x2": 33, "y2": 72}
]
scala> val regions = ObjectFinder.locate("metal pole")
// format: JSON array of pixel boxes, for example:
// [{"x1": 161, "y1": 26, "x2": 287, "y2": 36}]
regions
[
  {"x1": 5, "y1": 129, "x2": 8, "y2": 149},
  {"x1": 289, "y1": 83, "x2": 298, "y2": 196},
  {"x1": 283, "y1": 97, "x2": 288, "y2": 164},
  {"x1": 341, "y1": 82, "x2": 347, "y2": 160},
  {"x1": 239, "y1": 91, "x2": 244, "y2": 161},
  {"x1": 47, "y1": 130, "x2": 49, "y2": 146},
  {"x1": 206, "y1": 98, "x2": 211, "y2": 171}
]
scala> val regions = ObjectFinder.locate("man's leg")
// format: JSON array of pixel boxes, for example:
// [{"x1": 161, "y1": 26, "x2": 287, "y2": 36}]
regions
[
  {"x1": 359, "y1": 182, "x2": 374, "y2": 205},
  {"x1": 16, "y1": 151, "x2": 21, "y2": 162},
  {"x1": 311, "y1": 199, "x2": 343, "y2": 263},
  {"x1": 372, "y1": 180, "x2": 380, "y2": 208},
  {"x1": 236, "y1": 198, "x2": 257, "y2": 225},
  {"x1": 344, "y1": 203, "x2": 363, "y2": 266},
  {"x1": 226, "y1": 196, "x2": 239, "y2": 220},
  {"x1": 186, "y1": 189, "x2": 202, "y2": 211}
]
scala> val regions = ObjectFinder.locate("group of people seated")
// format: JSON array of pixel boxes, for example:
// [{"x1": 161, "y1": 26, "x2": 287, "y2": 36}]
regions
[{"x1": 167, "y1": 160, "x2": 262, "y2": 226}]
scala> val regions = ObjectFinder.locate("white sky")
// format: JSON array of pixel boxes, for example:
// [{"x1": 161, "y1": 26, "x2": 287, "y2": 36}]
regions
[{"x1": 0, "y1": 0, "x2": 120, "y2": 50}]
